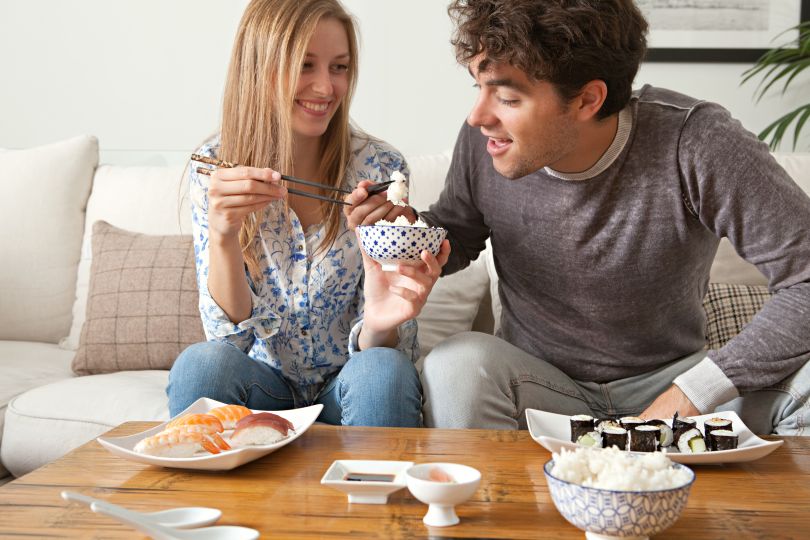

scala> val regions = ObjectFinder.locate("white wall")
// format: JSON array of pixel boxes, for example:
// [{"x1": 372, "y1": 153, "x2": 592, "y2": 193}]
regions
[{"x1": 1, "y1": 0, "x2": 807, "y2": 165}]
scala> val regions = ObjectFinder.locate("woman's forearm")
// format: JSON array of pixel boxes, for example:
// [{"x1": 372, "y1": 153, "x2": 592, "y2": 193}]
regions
[{"x1": 207, "y1": 232, "x2": 253, "y2": 323}]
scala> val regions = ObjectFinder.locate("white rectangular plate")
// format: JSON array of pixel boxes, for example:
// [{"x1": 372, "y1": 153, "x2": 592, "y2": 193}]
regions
[
  {"x1": 320, "y1": 460, "x2": 413, "y2": 504},
  {"x1": 525, "y1": 408, "x2": 783, "y2": 464},
  {"x1": 97, "y1": 397, "x2": 322, "y2": 471}
]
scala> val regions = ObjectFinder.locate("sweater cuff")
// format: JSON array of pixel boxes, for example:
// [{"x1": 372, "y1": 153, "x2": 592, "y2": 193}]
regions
[{"x1": 673, "y1": 357, "x2": 739, "y2": 414}]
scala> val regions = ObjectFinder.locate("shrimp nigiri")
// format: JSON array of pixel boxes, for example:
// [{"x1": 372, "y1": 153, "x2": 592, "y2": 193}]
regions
[
  {"x1": 166, "y1": 413, "x2": 224, "y2": 433},
  {"x1": 208, "y1": 404, "x2": 252, "y2": 429},
  {"x1": 134, "y1": 429, "x2": 223, "y2": 457}
]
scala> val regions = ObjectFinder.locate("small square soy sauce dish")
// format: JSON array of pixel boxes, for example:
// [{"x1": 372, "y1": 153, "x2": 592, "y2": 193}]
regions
[{"x1": 321, "y1": 460, "x2": 414, "y2": 504}]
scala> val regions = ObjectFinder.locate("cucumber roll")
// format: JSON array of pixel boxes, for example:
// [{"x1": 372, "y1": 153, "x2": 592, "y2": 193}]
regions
[
  {"x1": 676, "y1": 427, "x2": 707, "y2": 453},
  {"x1": 602, "y1": 426, "x2": 628, "y2": 450},
  {"x1": 704, "y1": 417, "x2": 733, "y2": 450},
  {"x1": 576, "y1": 430, "x2": 603, "y2": 448},
  {"x1": 645, "y1": 419, "x2": 674, "y2": 447},
  {"x1": 710, "y1": 429, "x2": 738, "y2": 451},
  {"x1": 629, "y1": 425, "x2": 659, "y2": 452},
  {"x1": 570, "y1": 415, "x2": 596, "y2": 443}
]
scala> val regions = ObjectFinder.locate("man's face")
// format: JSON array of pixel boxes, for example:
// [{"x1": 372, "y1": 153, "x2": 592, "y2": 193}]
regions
[{"x1": 467, "y1": 56, "x2": 578, "y2": 179}]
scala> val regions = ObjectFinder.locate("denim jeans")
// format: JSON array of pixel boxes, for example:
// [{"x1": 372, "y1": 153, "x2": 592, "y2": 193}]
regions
[
  {"x1": 167, "y1": 341, "x2": 423, "y2": 427},
  {"x1": 422, "y1": 332, "x2": 809, "y2": 435}
]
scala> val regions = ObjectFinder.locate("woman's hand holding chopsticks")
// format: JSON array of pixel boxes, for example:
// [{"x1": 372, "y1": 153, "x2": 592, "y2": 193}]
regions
[{"x1": 206, "y1": 166, "x2": 288, "y2": 239}]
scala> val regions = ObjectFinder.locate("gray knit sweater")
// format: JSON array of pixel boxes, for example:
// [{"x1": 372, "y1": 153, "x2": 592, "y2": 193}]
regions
[{"x1": 421, "y1": 86, "x2": 810, "y2": 410}]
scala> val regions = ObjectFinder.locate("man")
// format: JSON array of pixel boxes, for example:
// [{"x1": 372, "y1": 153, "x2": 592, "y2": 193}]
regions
[{"x1": 346, "y1": 0, "x2": 810, "y2": 434}]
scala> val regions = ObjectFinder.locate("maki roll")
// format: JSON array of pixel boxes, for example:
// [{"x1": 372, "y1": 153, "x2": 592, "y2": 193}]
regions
[
  {"x1": 645, "y1": 419, "x2": 674, "y2": 447},
  {"x1": 676, "y1": 427, "x2": 707, "y2": 453},
  {"x1": 710, "y1": 429, "x2": 738, "y2": 451},
  {"x1": 704, "y1": 417, "x2": 733, "y2": 450},
  {"x1": 576, "y1": 430, "x2": 603, "y2": 448},
  {"x1": 619, "y1": 416, "x2": 645, "y2": 431},
  {"x1": 570, "y1": 415, "x2": 596, "y2": 443},
  {"x1": 672, "y1": 412, "x2": 697, "y2": 434},
  {"x1": 629, "y1": 425, "x2": 660, "y2": 452},
  {"x1": 596, "y1": 418, "x2": 621, "y2": 433},
  {"x1": 602, "y1": 426, "x2": 628, "y2": 450}
]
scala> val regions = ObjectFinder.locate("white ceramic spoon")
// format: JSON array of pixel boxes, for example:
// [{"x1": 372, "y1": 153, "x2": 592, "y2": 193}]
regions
[
  {"x1": 61, "y1": 491, "x2": 222, "y2": 529},
  {"x1": 90, "y1": 501, "x2": 260, "y2": 540}
]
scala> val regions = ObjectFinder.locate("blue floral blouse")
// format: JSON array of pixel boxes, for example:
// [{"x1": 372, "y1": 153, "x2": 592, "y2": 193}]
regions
[{"x1": 189, "y1": 132, "x2": 419, "y2": 404}]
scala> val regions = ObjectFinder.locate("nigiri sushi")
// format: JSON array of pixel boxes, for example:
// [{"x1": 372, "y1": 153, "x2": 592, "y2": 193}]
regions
[
  {"x1": 229, "y1": 412, "x2": 295, "y2": 447},
  {"x1": 208, "y1": 404, "x2": 252, "y2": 429},
  {"x1": 166, "y1": 413, "x2": 224, "y2": 433},
  {"x1": 134, "y1": 429, "x2": 223, "y2": 457}
]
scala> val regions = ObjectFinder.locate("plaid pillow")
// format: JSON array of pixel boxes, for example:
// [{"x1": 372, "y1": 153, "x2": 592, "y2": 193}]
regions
[
  {"x1": 703, "y1": 283, "x2": 771, "y2": 350},
  {"x1": 72, "y1": 221, "x2": 205, "y2": 374}
]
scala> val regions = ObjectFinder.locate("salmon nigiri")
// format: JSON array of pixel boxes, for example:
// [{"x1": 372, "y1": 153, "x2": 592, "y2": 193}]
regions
[{"x1": 208, "y1": 404, "x2": 252, "y2": 429}]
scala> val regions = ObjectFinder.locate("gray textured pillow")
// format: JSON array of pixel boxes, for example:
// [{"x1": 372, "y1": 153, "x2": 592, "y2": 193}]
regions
[
  {"x1": 703, "y1": 283, "x2": 771, "y2": 350},
  {"x1": 72, "y1": 221, "x2": 205, "y2": 375}
]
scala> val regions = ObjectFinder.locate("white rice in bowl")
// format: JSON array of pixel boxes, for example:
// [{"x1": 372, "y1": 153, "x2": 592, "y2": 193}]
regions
[
  {"x1": 551, "y1": 446, "x2": 692, "y2": 491},
  {"x1": 374, "y1": 215, "x2": 429, "y2": 227}
]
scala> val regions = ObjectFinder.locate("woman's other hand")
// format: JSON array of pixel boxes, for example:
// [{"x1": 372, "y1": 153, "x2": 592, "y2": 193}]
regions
[
  {"x1": 343, "y1": 180, "x2": 414, "y2": 229},
  {"x1": 206, "y1": 166, "x2": 288, "y2": 239},
  {"x1": 357, "y1": 238, "x2": 451, "y2": 349}
]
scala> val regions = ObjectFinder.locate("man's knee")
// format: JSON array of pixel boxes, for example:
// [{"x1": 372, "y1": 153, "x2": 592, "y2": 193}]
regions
[{"x1": 422, "y1": 332, "x2": 508, "y2": 386}]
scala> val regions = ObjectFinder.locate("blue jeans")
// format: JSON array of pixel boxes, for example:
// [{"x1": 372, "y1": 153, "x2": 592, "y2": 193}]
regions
[
  {"x1": 422, "y1": 332, "x2": 809, "y2": 435},
  {"x1": 167, "y1": 341, "x2": 423, "y2": 427}
]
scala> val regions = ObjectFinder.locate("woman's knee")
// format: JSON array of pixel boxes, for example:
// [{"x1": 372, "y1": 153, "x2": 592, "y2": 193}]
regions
[
  {"x1": 341, "y1": 347, "x2": 419, "y2": 391},
  {"x1": 171, "y1": 341, "x2": 244, "y2": 378}
]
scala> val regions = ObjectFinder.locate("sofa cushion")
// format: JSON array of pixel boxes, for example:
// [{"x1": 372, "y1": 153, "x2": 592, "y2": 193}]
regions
[
  {"x1": 62, "y1": 164, "x2": 190, "y2": 351},
  {"x1": 408, "y1": 151, "x2": 491, "y2": 356},
  {"x1": 703, "y1": 283, "x2": 771, "y2": 351},
  {"x1": 0, "y1": 341, "x2": 75, "y2": 477},
  {"x1": 72, "y1": 221, "x2": 205, "y2": 375},
  {"x1": 1, "y1": 370, "x2": 169, "y2": 477},
  {"x1": 0, "y1": 135, "x2": 98, "y2": 343}
]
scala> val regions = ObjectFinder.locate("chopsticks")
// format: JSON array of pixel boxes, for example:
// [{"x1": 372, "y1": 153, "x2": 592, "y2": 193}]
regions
[
  {"x1": 192, "y1": 153, "x2": 352, "y2": 206},
  {"x1": 191, "y1": 154, "x2": 395, "y2": 203}
]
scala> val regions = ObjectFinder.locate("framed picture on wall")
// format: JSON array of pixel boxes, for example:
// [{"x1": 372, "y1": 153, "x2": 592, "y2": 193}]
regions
[{"x1": 644, "y1": 0, "x2": 810, "y2": 62}]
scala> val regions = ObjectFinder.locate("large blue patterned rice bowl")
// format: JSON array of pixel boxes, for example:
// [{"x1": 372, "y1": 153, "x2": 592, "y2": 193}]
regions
[
  {"x1": 357, "y1": 225, "x2": 447, "y2": 271},
  {"x1": 543, "y1": 458, "x2": 694, "y2": 540}
]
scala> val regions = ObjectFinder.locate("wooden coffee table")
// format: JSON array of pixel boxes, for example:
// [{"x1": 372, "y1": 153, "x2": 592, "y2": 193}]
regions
[{"x1": 0, "y1": 423, "x2": 808, "y2": 538}]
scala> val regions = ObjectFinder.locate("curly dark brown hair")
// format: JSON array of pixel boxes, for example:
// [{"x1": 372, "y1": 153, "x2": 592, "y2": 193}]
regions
[{"x1": 448, "y1": 0, "x2": 648, "y2": 119}]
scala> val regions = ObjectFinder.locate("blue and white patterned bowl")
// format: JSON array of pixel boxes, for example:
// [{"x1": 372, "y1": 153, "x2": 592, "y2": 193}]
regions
[
  {"x1": 543, "y1": 459, "x2": 694, "y2": 540},
  {"x1": 357, "y1": 225, "x2": 447, "y2": 271}
]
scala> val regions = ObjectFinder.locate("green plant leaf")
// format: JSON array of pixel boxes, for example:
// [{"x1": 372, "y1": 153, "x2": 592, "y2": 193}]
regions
[
  {"x1": 743, "y1": 21, "x2": 810, "y2": 150},
  {"x1": 792, "y1": 105, "x2": 810, "y2": 151}
]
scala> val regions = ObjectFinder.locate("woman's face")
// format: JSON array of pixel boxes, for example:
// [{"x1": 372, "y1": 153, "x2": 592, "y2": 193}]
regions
[{"x1": 293, "y1": 18, "x2": 350, "y2": 141}]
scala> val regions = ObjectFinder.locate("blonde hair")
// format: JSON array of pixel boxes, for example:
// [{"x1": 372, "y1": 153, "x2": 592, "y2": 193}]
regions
[{"x1": 220, "y1": 0, "x2": 359, "y2": 279}]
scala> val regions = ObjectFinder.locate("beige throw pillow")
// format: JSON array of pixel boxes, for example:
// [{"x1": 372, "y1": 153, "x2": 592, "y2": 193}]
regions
[
  {"x1": 72, "y1": 221, "x2": 205, "y2": 375},
  {"x1": 0, "y1": 135, "x2": 98, "y2": 342}
]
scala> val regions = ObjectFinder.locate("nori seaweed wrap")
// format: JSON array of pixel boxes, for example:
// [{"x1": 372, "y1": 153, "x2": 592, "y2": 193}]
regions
[
  {"x1": 710, "y1": 429, "x2": 738, "y2": 451},
  {"x1": 602, "y1": 426, "x2": 628, "y2": 450},
  {"x1": 672, "y1": 412, "x2": 697, "y2": 434},
  {"x1": 629, "y1": 425, "x2": 659, "y2": 452},
  {"x1": 619, "y1": 416, "x2": 645, "y2": 431},
  {"x1": 704, "y1": 418, "x2": 733, "y2": 450},
  {"x1": 645, "y1": 419, "x2": 674, "y2": 447},
  {"x1": 570, "y1": 415, "x2": 596, "y2": 443},
  {"x1": 676, "y1": 427, "x2": 707, "y2": 453}
]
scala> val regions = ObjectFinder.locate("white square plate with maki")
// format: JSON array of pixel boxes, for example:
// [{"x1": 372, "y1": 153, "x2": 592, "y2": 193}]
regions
[
  {"x1": 97, "y1": 397, "x2": 322, "y2": 471},
  {"x1": 525, "y1": 409, "x2": 783, "y2": 464}
]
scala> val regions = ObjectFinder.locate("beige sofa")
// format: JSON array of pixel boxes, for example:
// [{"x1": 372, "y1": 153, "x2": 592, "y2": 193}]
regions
[{"x1": 0, "y1": 135, "x2": 807, "y2": 480}]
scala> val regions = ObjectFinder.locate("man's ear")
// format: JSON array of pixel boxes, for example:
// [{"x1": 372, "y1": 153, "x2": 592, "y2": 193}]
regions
[{"x1": 574, "y1": 80, "x2": 608, "y2": 121}]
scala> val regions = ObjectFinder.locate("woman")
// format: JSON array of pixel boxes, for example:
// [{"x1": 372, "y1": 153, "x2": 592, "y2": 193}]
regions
[{"x1": 167, "y1": 0, "x2": 448, "y2": 426}]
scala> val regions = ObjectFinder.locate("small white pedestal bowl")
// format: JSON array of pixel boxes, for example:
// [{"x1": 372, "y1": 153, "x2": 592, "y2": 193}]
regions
[
  {"x1": 543, "y1": 459, "x2": 695, "y2": 540},
  {"x1": 405, "y1": 463, "x2": 481, "y2": 527},
  {"x1": 357, "y1": 224, "x2": 447, "y2": 271}
]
